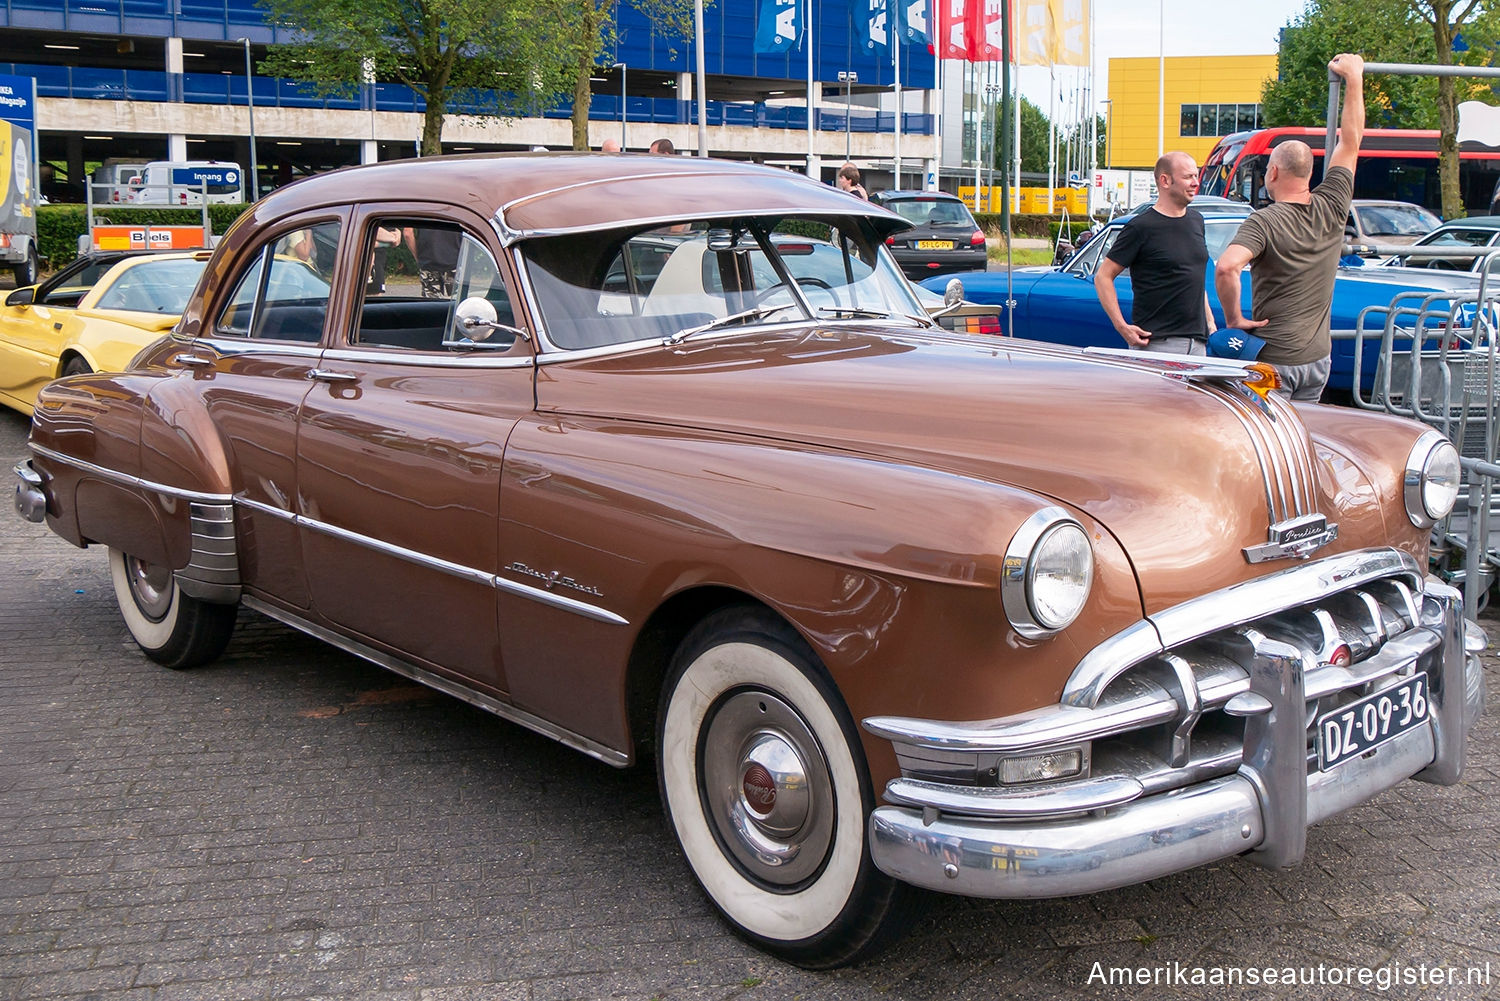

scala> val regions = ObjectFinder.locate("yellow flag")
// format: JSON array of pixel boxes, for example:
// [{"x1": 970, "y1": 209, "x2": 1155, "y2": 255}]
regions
[
  {"x1": 1014, "y1": 0, "x2": 1052, "y2": 66},
  {"x1": 1050, "y1": 0, "x2": 1089, "y2": 66}
]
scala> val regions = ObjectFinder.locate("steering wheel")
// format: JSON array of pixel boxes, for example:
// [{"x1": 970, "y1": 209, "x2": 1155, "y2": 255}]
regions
[
  {"x1": 1429, "y1": 259, "x2": 1460, "y2": 271},
  {"x1": 754, "y1": 275, "x2": 836, "y2": 307}
]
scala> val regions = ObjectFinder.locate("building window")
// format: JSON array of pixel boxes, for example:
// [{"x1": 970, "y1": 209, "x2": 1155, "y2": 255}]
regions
[{"x1": 1179, "y1": 102, "x2": 1262, "y2": 138}]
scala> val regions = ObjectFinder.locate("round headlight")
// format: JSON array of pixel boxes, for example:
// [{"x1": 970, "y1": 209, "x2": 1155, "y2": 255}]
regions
[
  {"x1": 1404, "y1": 431, "x2": 1461, "y2": 528},
  {"x1": 1002, "y1": 508, "x2": 1094, "y2": 638}
]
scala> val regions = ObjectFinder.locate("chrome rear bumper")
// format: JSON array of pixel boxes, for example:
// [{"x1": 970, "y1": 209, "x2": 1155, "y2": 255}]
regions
[
  {"x1": 13, "y1": 460, "x2": 46, "y2": 523},
  {"x1": 868, "y1": 563, "x2": 1485, "y2": 899}
]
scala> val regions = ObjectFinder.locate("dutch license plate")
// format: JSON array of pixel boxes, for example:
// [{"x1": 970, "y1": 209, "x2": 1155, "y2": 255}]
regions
[
  {"x1": 1317, "y1": 673, "x2": 1429, "y2": 771},
  {"x1": 916, "y1": 240, "x2": 954, "y2": 250}
]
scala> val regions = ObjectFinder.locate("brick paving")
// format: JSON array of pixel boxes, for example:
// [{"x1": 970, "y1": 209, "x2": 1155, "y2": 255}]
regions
[{"x1": 3, "y1": 404, "x2": 1500, "y2": 1000}]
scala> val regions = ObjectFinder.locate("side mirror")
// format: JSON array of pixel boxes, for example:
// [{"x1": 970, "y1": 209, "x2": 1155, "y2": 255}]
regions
[
  {"x1": 943, "y1": 277, "x2": 965, "y2": 307},
  {"x1": 1078, "y1": 259, "x2": 1095, "y2": 278},
  {"x1": 5, "y1": 287, "x2": 35, "y2": 307},
  {"x1": 444, "y1": 296, "x2": 528, "y2": 348}
]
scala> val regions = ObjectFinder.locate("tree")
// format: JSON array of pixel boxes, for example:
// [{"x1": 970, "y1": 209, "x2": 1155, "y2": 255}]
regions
[
  {"x1": 1263, "y1": 0, "x2": 1500, "y2": 217},
  {"x1": 562, "y1": 0, "x2": 701, "y2": 152},
  {"x1": 1407, "y1": 0, "x2": 1500, "y2": 217},
  {"x1": 257, "y1": 0, "x2": 574, "y2": 157}
]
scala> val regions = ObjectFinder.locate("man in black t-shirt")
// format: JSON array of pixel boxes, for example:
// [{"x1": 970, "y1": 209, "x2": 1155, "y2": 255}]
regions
[{"x1": 1093, "y1": 152, "x2": 1216, "y2": 355}]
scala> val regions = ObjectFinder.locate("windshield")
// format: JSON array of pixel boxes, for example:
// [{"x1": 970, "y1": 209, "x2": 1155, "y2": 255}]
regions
[
  {"x1": 882, "y1": 197, "x2": 977, "y2": 228},
  {"x1": 1356, "y1": 203, "x2": 1440, "y2": 237},
  {"x1": 93, "y1": 258, "x2": 208, "y2": 313},
  {"x1": 524, "y1": 216, "x2": 926, "y2": 350}
]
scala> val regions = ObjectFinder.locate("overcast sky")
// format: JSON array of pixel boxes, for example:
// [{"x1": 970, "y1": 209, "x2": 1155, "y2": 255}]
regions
[{"x1": 1011, "y1": 0, "x2": 1312, "y2": 118}]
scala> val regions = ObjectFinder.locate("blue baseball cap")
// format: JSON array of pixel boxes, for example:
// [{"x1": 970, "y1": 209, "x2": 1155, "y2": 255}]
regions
[{"x1": 1207, "y1": 329, "x2": 1267, "y2": 360}]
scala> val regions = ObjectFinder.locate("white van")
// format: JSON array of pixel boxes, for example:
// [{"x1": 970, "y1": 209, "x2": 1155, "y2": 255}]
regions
[
  {"x1": 90, "y1": 159, "x2": 150, "y2": 204},
  {"x1": 128, "y1": 160, "x2": 245, "y2": 205}
]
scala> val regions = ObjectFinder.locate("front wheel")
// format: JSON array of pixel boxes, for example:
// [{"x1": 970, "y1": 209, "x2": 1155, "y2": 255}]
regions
[
  {"x1": 108, "y1": 547, "x2": 236, "y2": 670},
  {"x1": 657, "y1": 606, "x2": 920, "y2": 968}
]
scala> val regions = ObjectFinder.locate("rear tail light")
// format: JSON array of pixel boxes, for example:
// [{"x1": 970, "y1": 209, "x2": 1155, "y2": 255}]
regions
[{"x1": 970, "y1": 230, "x2": 986, "y2": 247}]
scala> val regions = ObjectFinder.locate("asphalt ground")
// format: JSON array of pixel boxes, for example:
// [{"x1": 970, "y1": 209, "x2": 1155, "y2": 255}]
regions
[{"x1": 4, "y1": 403, "x2": 1500, "y2": 1001}]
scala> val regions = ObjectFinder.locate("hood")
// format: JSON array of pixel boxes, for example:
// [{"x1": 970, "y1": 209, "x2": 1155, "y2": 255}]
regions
[{"x1": 540, "y1": 328, "x2": 1369, "y2": 611}]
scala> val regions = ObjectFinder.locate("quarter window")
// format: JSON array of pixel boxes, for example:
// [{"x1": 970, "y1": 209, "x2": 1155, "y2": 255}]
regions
[{"x1": 215, "y1": 221, "x2": 340, "y2": 342}]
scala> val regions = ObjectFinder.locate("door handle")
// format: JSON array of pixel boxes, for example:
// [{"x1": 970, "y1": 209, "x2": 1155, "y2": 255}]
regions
[
  {"x1": 308, "y1": 369, "x2": 358, "y2": 383},
  {"x1": 173, "y1": 353, "x2": 212, "y2": 367}
]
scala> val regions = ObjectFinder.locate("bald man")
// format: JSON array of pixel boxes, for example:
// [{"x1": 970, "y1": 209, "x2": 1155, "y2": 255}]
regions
[
  {"x1": 1216, "y1": 53, "x2": 1366, "y2": 401},
  {"x1": 1093, "y1": 150, "x2": 1215, "y2": 355},
  {"x1": 600, "y1": 138, "x2": 621, "y2": 153}
]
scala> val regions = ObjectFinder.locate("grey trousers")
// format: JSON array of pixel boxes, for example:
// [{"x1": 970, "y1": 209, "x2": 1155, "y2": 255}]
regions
[
  {"x1": 1271, "y1": 356, "x2": 1332, "y2": 402},
  {"x1": 1135, "y1": 335, "x2": 1207, "y2": 356}
]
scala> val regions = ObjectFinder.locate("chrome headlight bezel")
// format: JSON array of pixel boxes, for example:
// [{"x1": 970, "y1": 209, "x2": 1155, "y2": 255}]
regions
[
  {"x1": 1001, "y1": 507, "x2": 1094, "y2": 639},
  {"x1": 1404, "y1": 430, "x2": 1461, "y2": 528}
]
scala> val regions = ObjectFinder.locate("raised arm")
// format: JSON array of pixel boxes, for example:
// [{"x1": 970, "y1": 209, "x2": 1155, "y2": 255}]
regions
[{"x1": 1327, "y1": 53, "x2": 1365, "y2": 175}]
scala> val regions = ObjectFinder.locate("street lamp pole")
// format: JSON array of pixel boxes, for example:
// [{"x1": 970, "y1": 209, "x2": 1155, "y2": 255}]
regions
[
  {"x1": 238, "y1": 37, "x2": 259, "y2": 201},
  {"x1": 612, "y1": 62, "x2": 627, "y2": 148},
  {"x1": 838, "y1": 70, "x2": 857, "y2": 160},
  {"x1": 1101, "y1": 98, "x2": 1112, "y2": 170}
]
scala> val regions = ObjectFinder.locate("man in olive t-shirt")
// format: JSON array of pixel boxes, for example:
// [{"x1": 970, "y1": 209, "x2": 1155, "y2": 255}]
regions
[{"x1": 1215, "y1": 53, "x2": 1365, "y2": 401}]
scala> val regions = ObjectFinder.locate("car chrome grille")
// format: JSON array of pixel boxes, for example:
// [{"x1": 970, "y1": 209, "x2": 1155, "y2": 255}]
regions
[{"x1": 867, "y1": 556, "x2": 1437, "y2": 819}]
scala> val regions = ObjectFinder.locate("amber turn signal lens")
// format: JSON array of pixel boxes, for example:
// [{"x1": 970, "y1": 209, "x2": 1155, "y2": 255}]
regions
[{"x1": 1242, "y1": 362, "x2": 1282, "y2": 399}]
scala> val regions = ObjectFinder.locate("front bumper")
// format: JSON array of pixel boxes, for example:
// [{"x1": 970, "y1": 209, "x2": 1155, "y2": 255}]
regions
[{"x1": 867, "y1": 552, "x2": 1486, "y2": 898}]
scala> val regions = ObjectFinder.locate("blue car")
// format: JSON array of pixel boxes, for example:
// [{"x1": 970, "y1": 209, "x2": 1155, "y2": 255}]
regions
[{"x1": 925, "y1": 211, "x2": 1484, "y2": 397}]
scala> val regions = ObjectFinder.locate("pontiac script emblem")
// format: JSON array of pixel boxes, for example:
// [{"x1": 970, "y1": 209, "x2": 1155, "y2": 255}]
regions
[
  {"x1": 1243, "y1": 514, "x2": 1339, "y2": 564},
  {"x1": 742, "y1": 763, "x2": 777, "y2": 813},
  {"x1": 506, "y1": 561, "x2": 604, "y2": 598}
]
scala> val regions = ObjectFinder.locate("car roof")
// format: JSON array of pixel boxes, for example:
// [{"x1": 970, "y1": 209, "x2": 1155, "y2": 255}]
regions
[
  {"x1": 871, "y1": 190, "x2": 965, "y2": 202},
  {"x1": 250, "y1": 153, "x2": 909, "y2": 245},
  {"x1": 1428, "y1": 215, "x2": 1500, "y2": 230}
]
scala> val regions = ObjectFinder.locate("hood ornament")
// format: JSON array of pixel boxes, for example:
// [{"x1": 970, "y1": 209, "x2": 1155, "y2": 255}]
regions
[{"x1": 1244, "y1": 513, "x2": 1339, "y2": 564}]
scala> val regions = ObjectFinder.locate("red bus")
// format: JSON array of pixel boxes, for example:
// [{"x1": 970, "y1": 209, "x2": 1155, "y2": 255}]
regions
[{"x1": 1199, "y1": 127, "x2": 1500, "y2": 216}]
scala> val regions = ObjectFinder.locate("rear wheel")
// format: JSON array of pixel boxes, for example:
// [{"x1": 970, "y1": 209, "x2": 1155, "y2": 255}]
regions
[
  {"x1": 657, "y1": 606, "x2": 920, "y2": 968},
  {"x1": 108, "y1": 547, "x2": 236, "y2": 670},
  {"x1": 60, "y1": 356, "x2": 91, "y2": 379},
  {"x1": 13, "y1": 247, "x2": 37, "y2": 287}
]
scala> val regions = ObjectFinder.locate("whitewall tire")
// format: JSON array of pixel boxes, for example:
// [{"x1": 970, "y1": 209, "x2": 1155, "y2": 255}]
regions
[
  {"x1": 657, "y1": 606, "x2": 919, "y2": 968},
  {"x1": 108, "y1": 547, "x2": 236, "y2": 670}
]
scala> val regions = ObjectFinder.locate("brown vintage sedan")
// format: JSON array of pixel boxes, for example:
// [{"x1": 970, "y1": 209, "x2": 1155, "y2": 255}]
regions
[{"x1": 12, "y1": 154, "x2": 1487, "y2": 967}]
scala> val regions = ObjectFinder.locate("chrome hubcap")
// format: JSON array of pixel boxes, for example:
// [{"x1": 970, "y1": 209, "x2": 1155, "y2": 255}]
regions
[
  {"x1": 701, "y1": 690, "x2": 834, "y2": 888},
  {"x1": 127, "y1": 556, "x2": 173, "y2": 621}
]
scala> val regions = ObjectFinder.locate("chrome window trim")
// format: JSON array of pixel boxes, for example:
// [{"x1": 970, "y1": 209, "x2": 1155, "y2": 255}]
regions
[
  {"x1": 191, "y1": 337, "x2": 325, "y2": 359},
  {"x1": 28, "y1": 444, "x2": 233, "y2": 504},
  {"x1": 235, "y1": 495, "x2": 626, "y2": 626},
  {"x1": 320, "y1": 347, "x2": 535, "y2": 369},
  {"x1": 242, "y1": 595, "x2": 630, "y2": 767}
]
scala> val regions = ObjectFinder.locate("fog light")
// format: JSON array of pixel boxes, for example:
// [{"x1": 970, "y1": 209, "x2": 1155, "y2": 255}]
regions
[{"x1": 999, "y1": 747, "x2": 1085, "y2": 784}]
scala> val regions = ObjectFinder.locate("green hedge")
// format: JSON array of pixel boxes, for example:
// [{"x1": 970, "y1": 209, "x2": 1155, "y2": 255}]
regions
[
  {"x1": 973, "y1": 213, "x2": 1099, "y2": 240},
  {"x1": 37, "y1": 203, "x2": 253, "y2": 270}
]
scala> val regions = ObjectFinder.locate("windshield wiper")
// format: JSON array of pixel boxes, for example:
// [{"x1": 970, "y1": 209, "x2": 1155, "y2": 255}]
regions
[
  {"x1": 666, "y1": 303, "x2": 801, "y2": 344},
  {"x1": 816, "y1": 306, "x2": 897, "y2": 320}
]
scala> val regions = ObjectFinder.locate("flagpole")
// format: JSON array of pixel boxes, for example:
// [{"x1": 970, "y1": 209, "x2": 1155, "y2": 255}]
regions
[
  {"x1": 695, "y1": 0, "x2": 707, "y2": 156},
  {"x1": 894, "y1": 8, "x2": 902, "y2": 189},
  {"x1": 806, "y1": 0, "x2": 816, "y2": 177},
  {"x1": 1047, "y1": 64, "x2": 1055, "y2": 213},
  {"x1": 1001, "y1": 0, "x2": 1013, "y2": 338},
  {"x1": 932, "y1": 32, "x2": 941, "y2": 191}
]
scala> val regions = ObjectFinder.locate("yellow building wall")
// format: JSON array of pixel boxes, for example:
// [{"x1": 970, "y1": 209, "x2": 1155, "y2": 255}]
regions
[{"x1": 1107, "y1": 55, "x2": 1277, "y2": 170}]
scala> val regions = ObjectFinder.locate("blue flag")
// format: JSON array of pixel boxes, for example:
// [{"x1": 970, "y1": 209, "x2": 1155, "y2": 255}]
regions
[
  {"x1": 896, "y1": 0, "x2": 930, "y2": 45},
  {"x1": 866, "y1": 0, "x2": 889, "y2": 50},
  {"x1": 755, "y1": 0, "x2": 801, "y2": 54}
]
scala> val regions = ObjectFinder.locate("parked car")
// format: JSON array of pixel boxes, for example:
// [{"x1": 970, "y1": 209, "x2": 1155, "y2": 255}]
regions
[
  {"x1": 1345, "y1": 199, "x2": 1442, "y2": 250},
  {"x1": 0, "y1": 250, "x2": 211, "y2": 415},
  {"x1": 929, "y1": 211, "x2": 1488, "y2": 398},
  {"x1": 868, "y1": 189, "x2": 988, "y2": 278},
  {"x1": 1122, "y1": 194, "x2": 1252, "y2": 217},
  {"x1": 15, "y1": 154, "x2": 1485, "y2": 968},
  {"x1": 1380, "y1": 215, "x2": 1500, "y2": 272}
]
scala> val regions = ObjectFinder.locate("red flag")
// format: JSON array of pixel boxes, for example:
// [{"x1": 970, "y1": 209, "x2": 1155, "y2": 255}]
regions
[
  {"x1": 934, "y1": 0, "x2": 968, "y2": 59},
  {"x1": 965, "y1": 0, "x2": 1006, "y2": 61}
]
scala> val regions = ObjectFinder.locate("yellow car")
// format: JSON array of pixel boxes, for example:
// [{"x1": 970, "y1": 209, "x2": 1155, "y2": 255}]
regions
[{"x1": 0, "y1": 250, "x2": 210, "y2": 416}]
